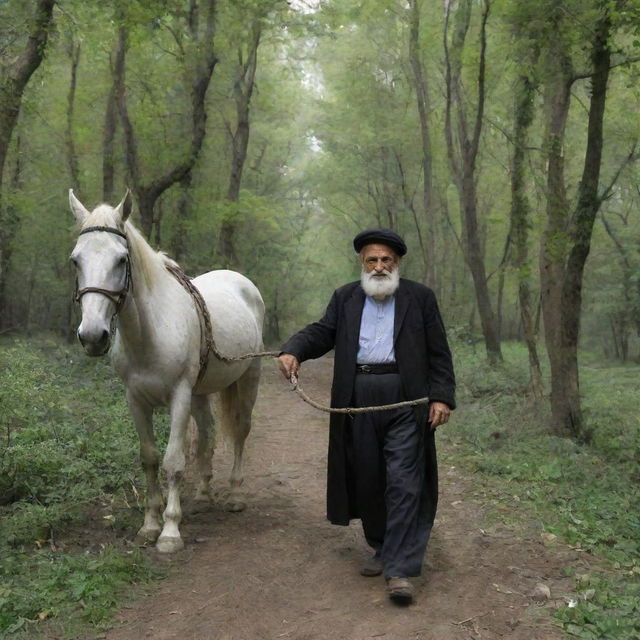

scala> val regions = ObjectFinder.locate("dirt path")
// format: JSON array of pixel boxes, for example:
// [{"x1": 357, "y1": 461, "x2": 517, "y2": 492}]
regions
[{"x1": 106, "y1": 357, "x2": 578, "y2": 640}]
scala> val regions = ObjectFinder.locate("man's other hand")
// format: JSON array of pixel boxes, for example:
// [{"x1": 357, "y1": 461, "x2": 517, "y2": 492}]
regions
[
  {"x1": 428, "y1": 401, "x2": 450, "y2": 429},
  {"x1": 278, "y1": 353, "x2": 300, "y2": 380}
]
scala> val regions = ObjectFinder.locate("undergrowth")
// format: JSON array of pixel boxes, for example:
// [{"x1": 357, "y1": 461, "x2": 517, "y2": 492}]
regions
[
  {"x1": 0, "y1": 546, "x2": 157, "y2": 636},
  {"x1": 443, "y1": 339, "x2": 640, "y2": 640},
  {"x1": 0, "y1": 337, "x2": 166, "y2": 636}
]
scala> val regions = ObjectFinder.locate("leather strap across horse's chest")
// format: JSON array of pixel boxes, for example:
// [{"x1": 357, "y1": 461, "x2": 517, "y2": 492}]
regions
[{"x1": 164, "y1": 263, "x2": 225, "y2": 386}]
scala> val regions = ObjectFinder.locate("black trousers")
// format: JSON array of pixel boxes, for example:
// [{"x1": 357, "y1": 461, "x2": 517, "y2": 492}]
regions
[{"x1": 349, "y1": 372, "x2": 431, "y2": 578}]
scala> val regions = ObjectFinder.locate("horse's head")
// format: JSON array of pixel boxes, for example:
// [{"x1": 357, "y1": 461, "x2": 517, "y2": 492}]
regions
[{"x1": 69, "y1": 190, "x2": 132, "y2": 356}]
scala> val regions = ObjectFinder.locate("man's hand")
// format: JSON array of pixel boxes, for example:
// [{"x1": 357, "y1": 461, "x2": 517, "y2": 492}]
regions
[
  {"x1": 278, "y1": 353, "x2": 300, "y2": 380},
  {"x1": 428, "y1": 401, "x2": 451, "y2": 429}
]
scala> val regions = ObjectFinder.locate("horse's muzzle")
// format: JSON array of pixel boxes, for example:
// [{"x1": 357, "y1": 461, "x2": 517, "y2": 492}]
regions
[{"x1": 78, "y1": 328, "x2": 111, "y2": 357}]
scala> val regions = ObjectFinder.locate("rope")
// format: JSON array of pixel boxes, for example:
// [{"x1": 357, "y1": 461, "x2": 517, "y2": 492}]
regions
[
  {"x1": 164, "y1": 265, "x2": 430, "y2": 414},
  {"x1": 202, "y1": 348, "x2": 432, "y2": 415},
  {"x1": 288, "y1": 372, "x2": 430, "y2": 415}
]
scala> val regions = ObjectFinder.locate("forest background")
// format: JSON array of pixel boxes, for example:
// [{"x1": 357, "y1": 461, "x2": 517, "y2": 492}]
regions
[{"x1": 0, "y1": 0, "x2": 639, "y2": 638}]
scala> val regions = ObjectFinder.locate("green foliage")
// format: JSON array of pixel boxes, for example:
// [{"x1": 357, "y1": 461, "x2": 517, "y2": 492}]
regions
[
  {"x1": 556, "y1": 571, "x2": 640, "y2": 640},
  {"x1": 3, "y1": 0, "x2": 638, "y2": 363},
  {"x1": 0, "y1": 340, "x2": 144, "y2": 544},
  {"x1": 445, "y1": 339, "x2": 640, "y2": 639},
  {"x1": 0, "y1": 546, "x2": 157, "y2": 635},
  {"x1": 0, "y1": 338, "x2": 161, "y2": 635}
]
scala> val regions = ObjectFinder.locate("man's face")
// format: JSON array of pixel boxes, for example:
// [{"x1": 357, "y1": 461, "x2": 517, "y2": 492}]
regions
[
  {"x1": 359, "y1": 243, "x2": 400, "y2": 299},
  {"x1": 360, "y1": 243, "x2": 399, "y2": 275}
]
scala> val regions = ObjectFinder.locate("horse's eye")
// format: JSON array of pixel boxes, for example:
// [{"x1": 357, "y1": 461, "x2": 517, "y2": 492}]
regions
[{"x1": 118, "y1": 256, "x2": 127, "y2": 265}]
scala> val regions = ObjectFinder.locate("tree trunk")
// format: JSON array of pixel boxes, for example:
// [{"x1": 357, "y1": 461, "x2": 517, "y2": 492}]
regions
[
  {"x1": 117, "y1": 0, "x2": 218, "y2": 240},
  {"x1": 171, "y1": 171, "x2": 193, "y2": 262},
  {"x1": 103, "y1": 62, "x2": 118, "y2": 203},
  {"x1": 540, "y1": 5, "x2": 612, "y2": 440},
  {"x1": 510, "y1": 71, "x2": 543, "y2": 397},
  {"x1": 556, "y1": 12, "x2": 611, "y2": 440},
  {"x1": 461, "y1": 170, "x2": 502, "y2": 361},
  {"x1": 0, "y1": 0, "x2": 56, "y2": 329},
  {"x1": 408, "y1": 0, "x2": 437, "y2": 289},
  {"x1": 443, "y1": 0, "x2": 502, "y2": 363},
  {"x1": 539, "y1": 23, "x2": 572, "y2": 432},
  {"x1": 0, "y1": 136, "x2": 24, "y2": 328},
  {"x1": 65, "y1": 34, "x2": 81, "y2": 194},
  {"x1": 600, "y1": 211, "x2": 635, "y2": 362},
  {"x1": 264, "y1": 287, "x2": 281, "y2": 345},
  {"x1": 220, "y1": 21, "x2": 261, "y2": 266}
]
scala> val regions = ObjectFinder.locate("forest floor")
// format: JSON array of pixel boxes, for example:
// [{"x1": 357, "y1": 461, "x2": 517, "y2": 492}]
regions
[{"x1": 101, "y1": 356, "x2": 581, "y2": 640}]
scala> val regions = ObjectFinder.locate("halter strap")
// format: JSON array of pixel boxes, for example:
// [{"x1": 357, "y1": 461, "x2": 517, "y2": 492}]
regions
[
  {"x1": 74, "y1": 226, "x2": 131, "y2": 315},
  {"x1": 79, "y1": 225, "x2": 127, "y2": 240}
]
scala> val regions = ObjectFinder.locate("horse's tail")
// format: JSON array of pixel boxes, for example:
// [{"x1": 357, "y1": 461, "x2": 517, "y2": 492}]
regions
[{"x1": 217, "y1": 387, "x2": 236, "y2": 442}]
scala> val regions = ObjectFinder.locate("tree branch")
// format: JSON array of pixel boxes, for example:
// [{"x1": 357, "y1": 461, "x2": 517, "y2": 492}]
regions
[
  {"x1": 599, "y1": 142, "x2": 638, "y2": 204},
  {"x1": 471, "y1": 0, "x2": 490, "y2": 161}
]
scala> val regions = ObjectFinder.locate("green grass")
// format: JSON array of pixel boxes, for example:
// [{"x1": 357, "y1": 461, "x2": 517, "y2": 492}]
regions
[
  {"x1": 0, "y1": 337, "x2": 165, "y2": 637},
  {"x1": 444, "y1": 339, "x2": 640, "y2": 640},
  {"x1": 0, "y1": 546, "x2": 158, "y2": 636}
]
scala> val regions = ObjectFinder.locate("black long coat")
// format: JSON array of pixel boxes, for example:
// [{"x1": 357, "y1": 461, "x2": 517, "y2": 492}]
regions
[{"x1": 281, "y1": 278, "x2": 456, "y2": 526}]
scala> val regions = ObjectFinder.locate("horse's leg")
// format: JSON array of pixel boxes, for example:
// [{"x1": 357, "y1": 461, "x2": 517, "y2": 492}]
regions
[
  {"x1": 219, "y1": 359, "x2": 261, "y2": 512},
  {"x1": 127, "y1": 393, "x2": 162, "y2": 545},
  {"x1": 191, "y1": 394, "x2": 216, "y2": 502},
  {"x1": 157, "y1": 380, "x2": 192, "y2": 553}
]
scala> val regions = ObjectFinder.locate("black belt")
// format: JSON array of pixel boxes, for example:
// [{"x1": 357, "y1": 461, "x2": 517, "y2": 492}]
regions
[{"x1": 356, "y1": 363, "x2": 398, "y2": 374}]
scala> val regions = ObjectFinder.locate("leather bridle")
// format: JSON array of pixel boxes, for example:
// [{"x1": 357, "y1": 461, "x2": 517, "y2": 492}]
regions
[{"x1": 74, "y1": 226, "x2": 131, "y2": 316}]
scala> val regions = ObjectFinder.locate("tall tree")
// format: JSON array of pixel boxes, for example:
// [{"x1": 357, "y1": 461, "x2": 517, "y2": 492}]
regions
[
  {"x1": 64, "y1": 31, "x2": 82, "y2": 195},
  {"x1": 103, "y1": 52, "x2": 118, "y2": 204},
  {"x1": 538, "y1": 0, "x2": 637, "y2": 438},
  {"x1": 407, "y1": 0, "x2": 437, "y2": 288},
  {"x1": 506, "y1": 5, "x2": 544, "y2": 396},
  {"x1": 443, "y1": 0, "x2": 502, "y2": 363},
  {"x1": 0, "y1": 0, "x2": 56, "y2": 328},
  {"x1": 116, "y1": 0, "x2": 218, "y2": 239},
  {"x1": 510, "y1": 69, "x2": 543, "y2": 397},
  {"x1": 219, "y1": 18, "x2": 262, "y2": 266}
]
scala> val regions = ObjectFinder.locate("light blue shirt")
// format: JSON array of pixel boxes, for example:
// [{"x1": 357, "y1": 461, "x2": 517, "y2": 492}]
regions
[{"x1": 357, "y1": 295, "x2": 396, "y2": 364}]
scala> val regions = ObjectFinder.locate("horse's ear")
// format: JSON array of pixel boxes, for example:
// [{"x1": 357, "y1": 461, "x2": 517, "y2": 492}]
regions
[
  {"x1": 69, "y1": 189, "x2": 89, "y2": 225},
  {"x1": 116, "y1": 189, "x2": 132, "y2": 222}
]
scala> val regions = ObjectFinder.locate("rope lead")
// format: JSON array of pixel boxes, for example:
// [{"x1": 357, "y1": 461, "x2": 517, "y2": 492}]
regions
[
  {"x1": 289, "y1": 370, "x2": 430, "y2": 414},
  {"x1": 165, "y1": 267, "x2": 430, "y2": 415}
]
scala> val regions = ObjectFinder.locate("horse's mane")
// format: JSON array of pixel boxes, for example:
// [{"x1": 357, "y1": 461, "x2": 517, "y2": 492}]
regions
[
  {"x1": 82, "y1": 204, "x2": 179, "y2": 290},
  {"x1": 124, "y1": 222, "x2": 180, "y2": 290}
]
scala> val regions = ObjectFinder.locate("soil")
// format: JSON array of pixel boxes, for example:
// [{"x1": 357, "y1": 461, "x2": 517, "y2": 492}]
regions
[{"x1": 103, "y1": 356, "x2": 581, "y2": 640}]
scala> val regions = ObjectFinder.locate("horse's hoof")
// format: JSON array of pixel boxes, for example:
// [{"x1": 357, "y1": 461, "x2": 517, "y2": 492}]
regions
[
  {"x1": 135, "y1": 527, "x2": 161, "y2": 546},
  {"x1": 156, "y1": 536, "x2": 185, "y2": 553}
]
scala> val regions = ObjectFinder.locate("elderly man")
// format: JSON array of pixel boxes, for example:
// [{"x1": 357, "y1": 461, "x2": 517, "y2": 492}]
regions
[{"x1": 278, "y1": 229, "x2": 455, "y2": 604}]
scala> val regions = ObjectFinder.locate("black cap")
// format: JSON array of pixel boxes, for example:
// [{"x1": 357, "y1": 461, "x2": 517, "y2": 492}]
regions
[{"x1": 353, "y1": 228, "x2": 407, "y2": 256}]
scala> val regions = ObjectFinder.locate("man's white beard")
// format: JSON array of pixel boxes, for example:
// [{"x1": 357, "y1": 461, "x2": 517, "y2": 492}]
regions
[{"x1": 361, "y1": 267, "x2": 400, "y2": 299}]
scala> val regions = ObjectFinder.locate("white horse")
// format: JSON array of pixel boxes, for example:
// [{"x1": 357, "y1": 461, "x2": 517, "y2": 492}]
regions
[{"x1": 69, "y1": 190, "x2": 264, "y2": 553}]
